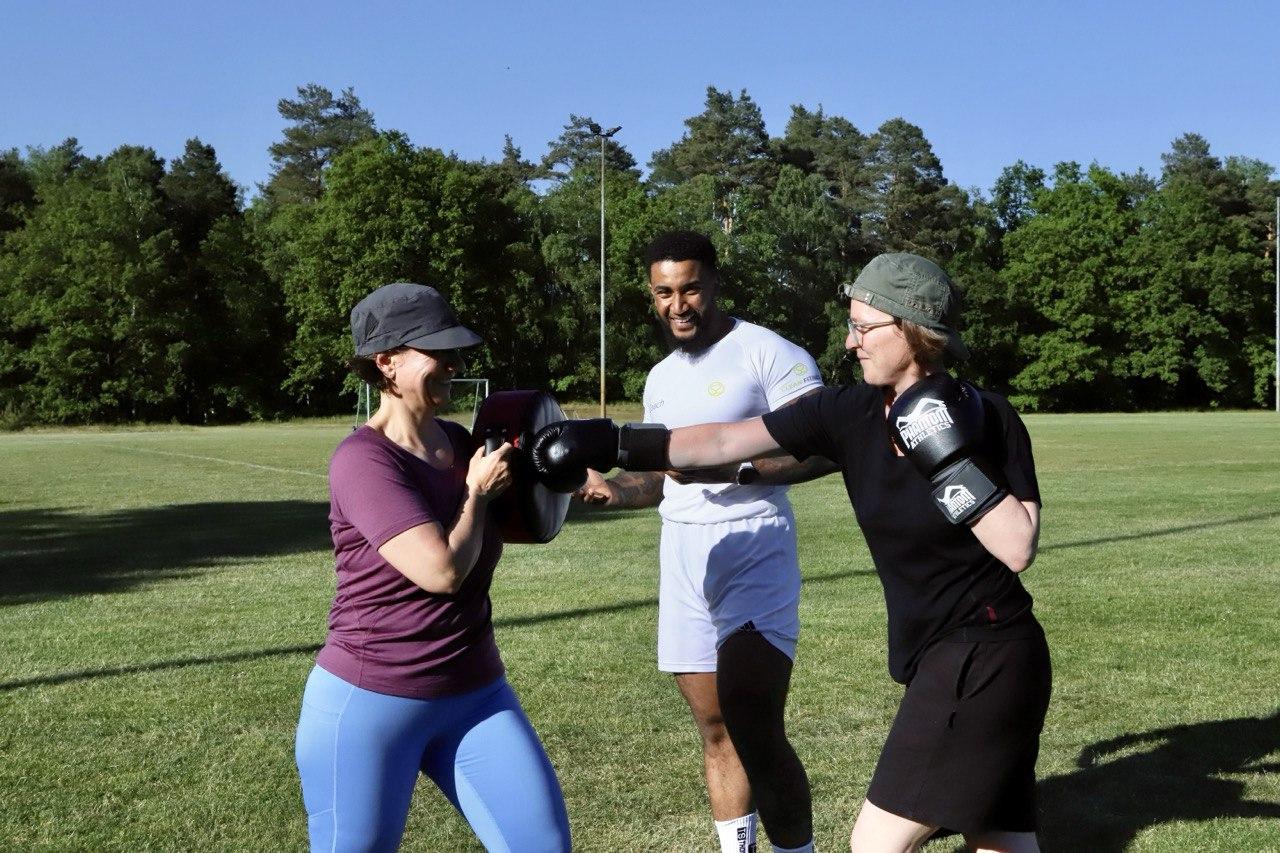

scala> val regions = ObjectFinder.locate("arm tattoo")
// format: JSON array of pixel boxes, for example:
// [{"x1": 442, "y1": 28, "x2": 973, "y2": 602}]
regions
[
  {"x1": 608, "y1": 471, "x2": 665, "y2": 508},
  {"x1": 751, "y1": 454, "x2": 840, "y2": 485}
]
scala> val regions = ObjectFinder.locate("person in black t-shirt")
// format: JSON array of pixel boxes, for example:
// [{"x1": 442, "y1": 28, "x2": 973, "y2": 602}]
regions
[{"x1": 531, "y1": 252, "x2": 1050, "y2": 852}]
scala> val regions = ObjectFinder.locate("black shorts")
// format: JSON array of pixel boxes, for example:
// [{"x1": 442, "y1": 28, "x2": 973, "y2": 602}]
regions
[{"x1": 866, "y1": 620, "x2": 1052, "y2": 835}]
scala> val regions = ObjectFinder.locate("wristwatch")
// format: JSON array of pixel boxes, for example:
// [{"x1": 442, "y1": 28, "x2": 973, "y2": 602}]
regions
[{"x1": 735, "y1": 462, "x2": 759, "y2": 486}]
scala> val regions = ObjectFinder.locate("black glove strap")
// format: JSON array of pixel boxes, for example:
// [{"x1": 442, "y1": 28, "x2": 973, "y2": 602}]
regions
[
  {"x1": 931, "y1": 457, "x2": 1009, "y2": 525},
  {"x1": 617, "y1": 423, "x2": 670, "y2": 471}
]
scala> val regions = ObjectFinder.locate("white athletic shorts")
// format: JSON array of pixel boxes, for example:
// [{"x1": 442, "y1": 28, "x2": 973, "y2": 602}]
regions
[{"x1": 657, "y1": 511, "x2": 801, "y2": 673}]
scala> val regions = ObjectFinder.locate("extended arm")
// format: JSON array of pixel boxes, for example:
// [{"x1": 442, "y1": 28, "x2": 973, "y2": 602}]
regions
[
  {"x1": 666, "y1": 416, "x2": 786, "y2": 469},
  {"x1": 531, "y1": 415, "x2": 786, "y2": 493}
]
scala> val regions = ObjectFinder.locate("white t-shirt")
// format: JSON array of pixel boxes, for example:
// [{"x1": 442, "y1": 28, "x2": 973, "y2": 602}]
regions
[{"x1": 642, "y1": 318, "x2": 823, "y2": 523}]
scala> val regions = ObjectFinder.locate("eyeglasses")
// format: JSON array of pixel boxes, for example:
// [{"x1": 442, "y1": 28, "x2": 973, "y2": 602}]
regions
[
  {"x1": 845, "y1": 318, "x2": 897, "y2": 341},
  {"x1": 406, "y1": 347, "x2": 462, "y2": 360}
]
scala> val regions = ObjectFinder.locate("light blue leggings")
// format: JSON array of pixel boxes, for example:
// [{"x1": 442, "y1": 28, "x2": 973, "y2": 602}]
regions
[{"x1": 295, "y1": 666, "x2": 571, "y2": 852}]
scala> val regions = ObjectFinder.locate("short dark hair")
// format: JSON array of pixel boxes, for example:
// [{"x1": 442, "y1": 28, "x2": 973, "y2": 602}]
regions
[
  {"x1": 643, "y1": 230, "x2": 718, "y2": 274},
  {"x1": 347, "y1": 346, "x2": 408, "y2": 391}
]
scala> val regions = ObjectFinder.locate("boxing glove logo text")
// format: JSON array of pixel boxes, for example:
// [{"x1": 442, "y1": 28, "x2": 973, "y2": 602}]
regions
[
  {"x1": 894, "y1": 397, "x2": 954, "y2": 450},
  {"x1": 938, "y1": 484, "x2": 977, "y2": 520}
]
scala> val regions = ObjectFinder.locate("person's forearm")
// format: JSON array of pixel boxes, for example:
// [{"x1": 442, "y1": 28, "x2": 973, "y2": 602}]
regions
[
  {"x1": 666, "y1": 417, "x2": 783, "y2": 469},
  {"x1": 748, "y1": 454, "x2": 840, "y2": 485},
  {"x1": 970, "y1": 497, "x2": 1039, "y2": 572},
  {"x1": 666, "y1": 463, "x2": 742, "y2": 485},
  {"x1": 442, "y1": 489, "x2": 492, "y2": 587},
  {"x1": 607, "y1": 471, "x2": 665, "y2": 508}
]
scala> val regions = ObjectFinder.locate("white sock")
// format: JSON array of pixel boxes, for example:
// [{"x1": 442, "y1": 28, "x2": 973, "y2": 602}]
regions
[
  {"x1": 714, "y1": 812, "x2": 758, "y2": 853},
  {"x1": 771, "y1": 841, "x2": 815, "y2": 853}
]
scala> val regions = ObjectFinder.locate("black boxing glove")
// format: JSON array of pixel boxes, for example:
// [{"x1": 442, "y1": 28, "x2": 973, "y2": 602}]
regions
[
  {"x1": 888, "y1": 373, "x2": 1008, "y2": 525},
  {"x1": 530, "y1": 419, "x2": 670, "y2": 493}
]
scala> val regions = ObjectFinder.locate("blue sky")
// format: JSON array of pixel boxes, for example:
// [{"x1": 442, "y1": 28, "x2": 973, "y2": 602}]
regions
[{"x1": 3, "y1": 1, "x2": 1276, "y2": 198}]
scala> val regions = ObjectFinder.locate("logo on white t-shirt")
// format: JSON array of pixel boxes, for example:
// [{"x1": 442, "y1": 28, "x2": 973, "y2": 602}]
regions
[
  {"x1": 707, "y1": 381, "x2": 725, "y2": 397},
  {"x1": 894, "y1": 398, "x2": 954, "y2": 450}
]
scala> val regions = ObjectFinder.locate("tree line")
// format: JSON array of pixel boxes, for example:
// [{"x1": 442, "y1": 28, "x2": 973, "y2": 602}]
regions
[{"x1": 1, "y1": 83, "x2": 1276, "y2": 426}]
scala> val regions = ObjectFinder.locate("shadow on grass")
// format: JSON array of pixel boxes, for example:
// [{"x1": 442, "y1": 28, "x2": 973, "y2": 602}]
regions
[
  {"x1": 0, "y1": 502, "x2": 331, "y2": 605},
  {"x1": 1036, "y1": 710, "x2": 1280, "y2": 851},
  {"x1": 0, "y1": 568, "x2": 870, "y2": 692},
  {"x1": 563, "y1": 500, "x2": 655, "y2": 525},
  {"x1": 0, "y1": 499, "x2": 645, "y2": 606},
  {"x1": 1040, "y1": 510, "x2": 1280, "y2": 553}
]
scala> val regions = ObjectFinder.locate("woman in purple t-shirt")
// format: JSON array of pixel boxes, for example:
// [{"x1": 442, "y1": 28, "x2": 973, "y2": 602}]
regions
[{"x1": 294, "y1": 283, "x2": 570, "y2": 852}]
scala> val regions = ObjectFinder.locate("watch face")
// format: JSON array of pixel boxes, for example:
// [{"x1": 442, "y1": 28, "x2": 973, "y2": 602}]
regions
[{"x1": 736, "y1": 463, "x2": 759, "y2": 486}]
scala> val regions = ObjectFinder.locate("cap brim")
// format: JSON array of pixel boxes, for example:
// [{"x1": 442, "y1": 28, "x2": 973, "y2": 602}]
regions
[
  {"x1": 401, "y1": 325, "x2": 483, "y2": 350},
  {"x1": 943, "y1": 328, "x2": 969, "y2": 361}
]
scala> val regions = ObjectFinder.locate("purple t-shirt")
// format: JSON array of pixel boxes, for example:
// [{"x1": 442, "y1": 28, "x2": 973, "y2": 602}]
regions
[{"x1": 316, "y1": 422, "x2": 504, "y2": 699}]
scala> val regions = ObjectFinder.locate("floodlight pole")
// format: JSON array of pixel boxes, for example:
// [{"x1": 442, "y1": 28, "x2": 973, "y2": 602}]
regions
[
  {"x1": 590, "y1": 122, "x2": 622, "y2": 417},
  {"x1": 1275, "y1": 196, "x2": 1278, "y2": 413}
]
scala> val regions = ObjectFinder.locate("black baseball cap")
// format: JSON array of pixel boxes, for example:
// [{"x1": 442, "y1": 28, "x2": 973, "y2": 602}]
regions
[{"x1": 350, "y1": 283, "x2": 482, "y2": 357}]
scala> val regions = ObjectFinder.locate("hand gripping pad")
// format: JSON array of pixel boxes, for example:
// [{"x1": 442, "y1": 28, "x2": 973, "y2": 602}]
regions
[{"x1": 472, "y1": 390, "x2": 572, "y2": 544}]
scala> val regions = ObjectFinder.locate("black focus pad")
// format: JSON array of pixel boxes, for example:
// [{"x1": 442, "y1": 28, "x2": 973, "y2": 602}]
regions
[
  {"x1": 617, "y1": 423, "x2": 670, "y2": 471},
  {"x1": 471, "y1": 390, "x2": 571, "y2": 544},
  {"x1": 930, "y1": 457, "x2": 1008, "y2": 525}
]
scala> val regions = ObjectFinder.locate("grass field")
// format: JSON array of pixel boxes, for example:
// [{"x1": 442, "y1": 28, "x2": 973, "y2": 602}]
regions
[{"x1": 1, "y1": 411, "x2": 1278, "y2": 852}]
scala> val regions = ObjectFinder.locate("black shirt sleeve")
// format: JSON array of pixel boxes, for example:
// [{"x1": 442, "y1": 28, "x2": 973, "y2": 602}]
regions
[
  {"x1": 761, "y1": 386, "x2": 844, "y2": 464},
  {"x1": 982, "y1": 393, "x2": 1041, "y2": 506}
]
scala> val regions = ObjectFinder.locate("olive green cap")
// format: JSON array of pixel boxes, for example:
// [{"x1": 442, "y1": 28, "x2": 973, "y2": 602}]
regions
[{"x1": 840, "y1": 253, "x2": 969, "y2": 361}]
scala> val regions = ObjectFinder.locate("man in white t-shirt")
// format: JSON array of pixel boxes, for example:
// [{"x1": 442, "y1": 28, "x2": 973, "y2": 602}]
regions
[{"x1": 578, "y1": 231, "x2": 837, "y2": 853}]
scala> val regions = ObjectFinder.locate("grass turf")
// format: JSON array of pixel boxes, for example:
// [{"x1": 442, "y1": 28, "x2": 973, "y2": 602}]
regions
[{"x1": 1, "y1": 411, "x2": 1277, "y2": 851}]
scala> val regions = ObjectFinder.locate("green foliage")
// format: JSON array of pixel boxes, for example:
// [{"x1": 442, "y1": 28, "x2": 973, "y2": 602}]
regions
[
  {"x1": 3, "y1": 83, "x2": 1278, "y2": 424},
  {"x1": 1001, "y1": 164, "x2": 1141, "y2": 410},
  {"x1": 732, "y1": 166, "x2": 857, "y2": 373},
  {"x1": 278, "y1": 132, "x2": 548, "y2": 408},
  {"x1": 0, "y1": 148, "x2": 37, "y2": 234},
  {"x1": 162, "y1": 140, "x2": 285, "y2": 421},
  {"x1": 650, "y1": 87, "x2": 778, "y2": 234},
  {"x1": 990, "y1": 160, "x2": 1046, "y2": 233},
  {"x1": 1126, "y1": 148, "x2": 1274, "y2": 407},
  {"x1": 537, "y1": 164, "x2": 656, "y2": 398},
  {"x1": 264, "y1": 84, "x2": 376, "y2": 207},
  {"x1": 865, "y1": 118, "x2": 974, "y2": 263},
  {"x1": 0, "y1": 140, "x2": 281, "y2": 424},
  {"x1": 0, "y1": 145, "x2": 189, "y2": 423},
  {"x1": 997, "y1": 139, "x2": 1277, "y2": 411},
  {"x1": 540, "y1": 116, "x2": 638, "y2": 180}
]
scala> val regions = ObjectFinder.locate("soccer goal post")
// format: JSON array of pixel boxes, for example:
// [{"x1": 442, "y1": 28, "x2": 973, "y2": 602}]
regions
[{"x1": 449, "y1": 378, "x2": 490, "y2": 431}]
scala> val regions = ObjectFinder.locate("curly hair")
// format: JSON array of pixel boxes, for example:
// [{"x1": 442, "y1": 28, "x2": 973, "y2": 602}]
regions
[{"x1": 643, "y1": 230, "x2": 718, "y2": 274}]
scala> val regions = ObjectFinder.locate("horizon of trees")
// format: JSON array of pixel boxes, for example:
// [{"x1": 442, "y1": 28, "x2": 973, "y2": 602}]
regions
[{"x1": 1, "y1": 83, "x2": 1277, "y2": 427}]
